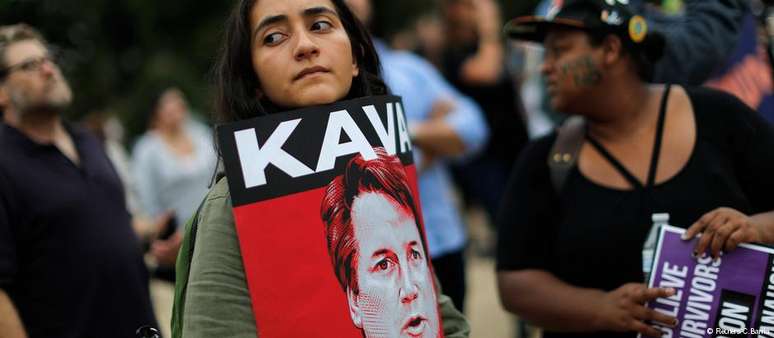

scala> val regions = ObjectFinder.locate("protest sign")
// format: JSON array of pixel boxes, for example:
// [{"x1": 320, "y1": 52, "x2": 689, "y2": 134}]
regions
[
  {"x1": 217, "y1": 95, "x2": 443, "y2": 338},
  {"x1": 644, "y1": 225, "x2": 774, "y2": 338}
]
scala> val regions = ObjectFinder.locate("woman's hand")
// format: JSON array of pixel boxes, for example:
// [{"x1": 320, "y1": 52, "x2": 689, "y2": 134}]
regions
[
  {"x1": 594, "y1": 283, "x2": 677, "y2": 337},
  {"x1": 683, "y1": 207, "x2": 766, "y2": 259}
]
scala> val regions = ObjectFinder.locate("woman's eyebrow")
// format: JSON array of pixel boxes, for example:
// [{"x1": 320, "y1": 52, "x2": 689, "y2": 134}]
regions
[
  {"x1": 253, "y1": 14, "x2": 287, "y2": 40},
  {"x1": 252, "y1": 7, "x2": 338, "y2": 41},
  {"x1": 302, "y1": 6, "x2": 338, "y2": 18}
]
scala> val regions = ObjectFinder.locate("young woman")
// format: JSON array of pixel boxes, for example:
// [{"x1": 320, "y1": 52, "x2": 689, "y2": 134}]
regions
[
  {"x1": 171, "y1": 0, "x2": 469, "y2": 337},
  {"x1": 496, "y1": 1, "x2": 774, "y2": 337},
  {"x1": 132, "y1": 87, "x2": 216, "y2": 274}
]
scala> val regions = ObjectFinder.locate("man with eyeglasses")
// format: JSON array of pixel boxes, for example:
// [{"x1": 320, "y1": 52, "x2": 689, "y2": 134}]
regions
[{"x1": 0, "y1": 23, "x2": 157, "y2": 338}]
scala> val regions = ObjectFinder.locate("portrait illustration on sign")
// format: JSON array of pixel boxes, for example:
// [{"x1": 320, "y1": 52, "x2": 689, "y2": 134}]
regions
[{"x1": 321, "y1": 148, "x2": 441, "y2": 338}]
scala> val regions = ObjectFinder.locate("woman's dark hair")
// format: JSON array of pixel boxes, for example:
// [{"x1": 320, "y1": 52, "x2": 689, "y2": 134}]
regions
[
  {"x1": 586, "y1": 28, "x2": 665, "y2": 82},
  {"x1": 213, "y1": 0, "x2": 386, "y2": 123}
]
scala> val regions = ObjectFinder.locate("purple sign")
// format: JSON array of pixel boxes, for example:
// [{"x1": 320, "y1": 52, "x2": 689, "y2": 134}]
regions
[{"x1": 643, "y1": 225, "x2": 774, "y2": 338}]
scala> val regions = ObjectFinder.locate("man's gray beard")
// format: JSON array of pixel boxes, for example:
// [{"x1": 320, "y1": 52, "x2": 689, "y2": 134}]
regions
[{"x1": 9, "y1": 86, "x2": 71, "y2": 119}]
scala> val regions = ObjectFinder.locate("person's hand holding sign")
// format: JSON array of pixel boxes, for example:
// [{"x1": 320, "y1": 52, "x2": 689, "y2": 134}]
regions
[
  {"x1": 594, "y1": 283, "x2": 677, "y2": 336},
  {"x1": 683, "y1": 207, "x2": 774, "y2": 259}
]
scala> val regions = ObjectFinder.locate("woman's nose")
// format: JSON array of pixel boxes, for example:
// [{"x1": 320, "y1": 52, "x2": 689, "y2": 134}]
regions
[{"x1": 294, "y1": 31, "x2": 320, "y2": 61}]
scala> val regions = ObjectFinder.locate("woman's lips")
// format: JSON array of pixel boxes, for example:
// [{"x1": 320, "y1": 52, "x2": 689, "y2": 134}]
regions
[{"x1": 294, "y1": 65, "x2": 330, "y2": 81}]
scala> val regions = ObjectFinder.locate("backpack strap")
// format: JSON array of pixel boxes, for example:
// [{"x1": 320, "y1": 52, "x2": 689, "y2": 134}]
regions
[{"x1": 548, "y1": 116, "x2": 586, "y2": 192}]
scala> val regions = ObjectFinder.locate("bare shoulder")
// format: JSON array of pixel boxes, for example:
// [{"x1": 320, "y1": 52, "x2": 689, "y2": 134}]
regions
[
  {"x1": 650, "y1": 84, "x2": 696, "y2": 185},
  {"x1": 649, "y1": 84, "x2": 695, "y2": 132}
]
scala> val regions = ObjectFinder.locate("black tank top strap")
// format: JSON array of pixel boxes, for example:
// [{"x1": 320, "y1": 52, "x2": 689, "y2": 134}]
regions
[
  {"x1": 585, "y1": 85, "x2": 673, "y2": 191},
  {"x1": 586, "y1": 133, "x2": 644, "y2": 190},
  {"x1": 646, "y1": 84, "x2": 672, "y2": 188}
]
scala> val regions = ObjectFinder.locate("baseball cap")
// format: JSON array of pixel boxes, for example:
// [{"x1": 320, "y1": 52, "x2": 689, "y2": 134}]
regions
[{"x1": 504, "y1": 0, "x2": 656, "y2": 46}]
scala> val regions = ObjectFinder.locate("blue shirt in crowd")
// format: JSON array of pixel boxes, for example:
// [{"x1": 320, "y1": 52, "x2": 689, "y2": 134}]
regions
[{"x1": 375, "y1": 40, "x2": 489, "y2": 258}]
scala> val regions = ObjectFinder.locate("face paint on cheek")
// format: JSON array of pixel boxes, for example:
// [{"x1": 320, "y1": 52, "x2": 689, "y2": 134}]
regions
[
  {"x1": 573, "y1": 55, "x2": 602, "y2": 87},
  {"x1": 560, "y1": 63, "x2": 570, "y2": 77},
  {"x1": 579, "y1": 56, "x2": 602, "y2": 86},
  {"x1": 559, "y1": 55, "x2": 602, "y2": 88}
]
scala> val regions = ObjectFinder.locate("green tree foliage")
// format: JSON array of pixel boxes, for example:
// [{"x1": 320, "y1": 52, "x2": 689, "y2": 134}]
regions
[
  {"x1": 0, "y1": 0, "x2": 542, "y2": 142},
  {"x1": 0, "y1": 0, "x2": 232, "y2": 141}
]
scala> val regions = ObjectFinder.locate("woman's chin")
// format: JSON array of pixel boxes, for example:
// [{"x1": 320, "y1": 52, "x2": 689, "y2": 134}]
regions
[{"x1": 282, "y1": 84, "x2": 349, "y2": 108}]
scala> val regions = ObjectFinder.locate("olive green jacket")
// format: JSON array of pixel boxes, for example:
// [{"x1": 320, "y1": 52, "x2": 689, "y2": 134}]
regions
[{"x1": 172, "y1": 178, "x2": 470, "y2": 337}]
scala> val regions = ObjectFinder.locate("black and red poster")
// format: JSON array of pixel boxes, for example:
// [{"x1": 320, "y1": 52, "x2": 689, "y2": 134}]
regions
[{"x1": 217, "y1": 96, "x2": 444, "y2": 338}]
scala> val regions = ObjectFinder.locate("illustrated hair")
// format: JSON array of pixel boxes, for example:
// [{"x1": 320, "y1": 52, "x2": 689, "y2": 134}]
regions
[{"x1": 320, "y1": 148, "x2": 425, "y2": 294}]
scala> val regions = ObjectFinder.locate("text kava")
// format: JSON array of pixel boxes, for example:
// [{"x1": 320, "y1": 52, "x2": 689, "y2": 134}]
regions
[{"x1": 234, "y1": 102, "x2": 412, "y2": 188}]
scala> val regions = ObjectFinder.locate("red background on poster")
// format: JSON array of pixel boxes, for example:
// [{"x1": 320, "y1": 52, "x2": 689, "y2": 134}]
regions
[{"x1": 232, "y1": 165, "x2": 439, "y2": 337}]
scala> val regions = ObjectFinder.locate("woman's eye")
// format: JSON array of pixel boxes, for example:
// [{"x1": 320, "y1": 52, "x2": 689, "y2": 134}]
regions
[
  {"x1": 410, "y1": 249, "x2": 422, "y2": 260},
  {"x1": 264, "y1": 32, "x2": 285, "y2": 45},
  {"x1": 311, "y1": 21, "x2": 333, "y2": 32}
]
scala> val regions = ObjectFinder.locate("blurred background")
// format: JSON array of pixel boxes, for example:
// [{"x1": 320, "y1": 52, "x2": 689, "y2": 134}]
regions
[
  {"x1": 3, "y1": 0, "x2": 773, "y2": 337},
  {"x1": 0, "y1": 0, "x2": 541, "y2": 140},
  {"x1": 3, "y1": 0, "x2": 770, "y2": 139}
]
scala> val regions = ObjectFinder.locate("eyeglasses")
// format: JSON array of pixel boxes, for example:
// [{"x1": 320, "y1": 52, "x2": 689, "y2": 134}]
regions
[{"x1": 0, "y1": 55, "x2": 56, "y2": 78}]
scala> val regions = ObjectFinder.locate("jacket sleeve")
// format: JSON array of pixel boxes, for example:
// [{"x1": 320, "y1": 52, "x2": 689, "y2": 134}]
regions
[
  {"x1": 648, "y1": 0, "x2": 748, "y2": 85},
  {"x1": 438, "y1": 291, "x2": 471, "y2": 337},
  {"x1": 179, "y1": 179, "x2": 258, "y2": 338},
  {"x1": 431, "y1": 270, "x2": 470, "y2": 337}
]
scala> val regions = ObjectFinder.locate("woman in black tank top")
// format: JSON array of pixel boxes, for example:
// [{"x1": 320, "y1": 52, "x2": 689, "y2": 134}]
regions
[{"x1": 495, "y1": 1, "x2": 774, "y2": 338}]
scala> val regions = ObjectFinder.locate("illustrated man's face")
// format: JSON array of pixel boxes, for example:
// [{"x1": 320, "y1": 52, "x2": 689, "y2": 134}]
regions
[{"x1": 347, "y1": 191, "x2": 440, "y2": 338}]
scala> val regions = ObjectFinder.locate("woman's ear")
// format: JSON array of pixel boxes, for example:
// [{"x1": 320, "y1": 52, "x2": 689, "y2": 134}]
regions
[
  {"x1": 603, "y1": 35, "x2": 623, "y2": 65},
  {"x1": 347, "y1": 287, "x2": 363, "y2": 328}
]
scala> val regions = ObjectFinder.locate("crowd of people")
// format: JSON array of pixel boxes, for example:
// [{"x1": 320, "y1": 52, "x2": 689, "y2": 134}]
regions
[{"x1": 0, "y1": 0, "x2": 773, "y2": 337}]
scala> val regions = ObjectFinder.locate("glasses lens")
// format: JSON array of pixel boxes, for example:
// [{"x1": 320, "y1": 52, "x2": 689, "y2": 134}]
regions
[{"x1": 18, "y1": 58, "x2": 43, "y2": 71}]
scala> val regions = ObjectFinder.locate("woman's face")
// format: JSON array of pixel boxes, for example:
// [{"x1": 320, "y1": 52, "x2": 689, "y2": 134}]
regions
[
  {"x1": 154, "y1": 89, "x2": 188, "y2": 130},
  {"x1": 540, "y1": 29, "x2": 604, "y2": 113},
  {"x1": 249, "y1": 0, "x2": 359, "y2": 109}
]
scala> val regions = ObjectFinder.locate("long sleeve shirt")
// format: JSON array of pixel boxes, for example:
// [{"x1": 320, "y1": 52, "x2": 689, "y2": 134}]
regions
[{"x1": 375, "y1": 40, "x2": 489, "y2": 258}]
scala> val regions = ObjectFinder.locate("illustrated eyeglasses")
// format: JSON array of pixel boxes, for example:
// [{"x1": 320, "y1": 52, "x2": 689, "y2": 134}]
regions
[{"x1": 0, "y1": 55, "x2": 56, "y2": 78}]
